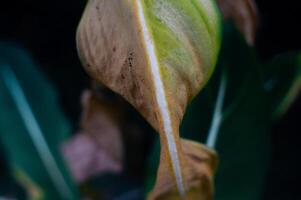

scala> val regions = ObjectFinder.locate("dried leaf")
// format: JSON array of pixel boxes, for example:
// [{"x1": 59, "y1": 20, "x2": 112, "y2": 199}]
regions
[
  {"x1": 148, "y1": 139, "x2": 218, "y2": 200},
  {"x1": 62, "y1": 90, "x2": 123, "y2": 183},
  {"x1": 80, "y1": 89, "x2": 123, "y2": 163},
  {"x1": 216, "y1": 0, "x2": 258, "y2": 44},
  {"x1": 77, "y1": 0, "x2": 221, "y2": 197},
  {"x1": 62, "y1": 133, "x2": 122, "y2": 183}
]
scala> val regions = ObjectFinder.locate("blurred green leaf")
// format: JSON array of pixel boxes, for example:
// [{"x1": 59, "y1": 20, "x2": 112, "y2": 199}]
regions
[
  {"x1": 0, "y1": 43, "x2": 79, "y2": 200},
  {"x1": 146, "y1": 23, "x2": 271, "y2": 200},
  {"x1": 262, "y1": 52, "x2": 301, "y2": 119},
  {"x1": 182, "y1": 24, "x2": 270, "y2": 200},
  {"x1": 182, "y1": 23, "x2": 271, "y2": 200}
]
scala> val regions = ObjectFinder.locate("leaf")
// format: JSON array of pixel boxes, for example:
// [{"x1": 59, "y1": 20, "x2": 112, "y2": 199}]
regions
[
  {"x1": 216, "y1": 0, "x2": 258, "y2": 45},
  {"x1": 62, "y1": 133, "x2": 123, "y2": 183},
  {"x1": 76, "y1": 0, "x2": 221, "y2": 197},
  {"x1": 79, "y1": 89, "x2": 124, "y2": 163},
  {"x1": 62, "y1": 90, "x2": 123, "y2": 183},
  {"x1": 146, "y1": 22, "x2": 271, "y2": 200},
  {"x1": 0, "y1": 44, "x2": 79, "y2": 200},
  {"x1": 213, "y1": 72, "x2": 270, "y2": 200},
  {"x1": 183, "y1": 23, "x2": 271, "y2": 200},
  {"x1": 262, "y1": 52, "x2": 301, "y2": 119},
  {"x1": 76, "y1": 85, "x2": 154, "y2": 199},
  {"x1": 148, "y1": 139, "x2": 218, "y2": 200}
]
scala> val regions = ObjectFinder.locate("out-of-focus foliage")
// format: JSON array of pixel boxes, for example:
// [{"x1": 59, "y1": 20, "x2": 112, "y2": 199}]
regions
[
  {"x1": 62, "y1": 89, "x2": 123, "y2": 183},
  {"x1": 211, "y1": 26, "x2": 268, "y2": 200},
  {"x1": 0, "y1": 44, "x2": 79, "y2": 200},
  {"x1": 262, "y1": 53, "x2": 301, "y2": 119},
  {"x1": 217, "y1": 0, "x2": 258, "y2": 45}
]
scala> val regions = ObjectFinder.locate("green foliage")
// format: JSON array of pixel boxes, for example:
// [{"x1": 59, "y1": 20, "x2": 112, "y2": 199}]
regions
[
  {"x1": 262, "y1": 52, "x2": 301, "y2": 119},
  {"x1": 0, "y1": 44, "x2": 79, "y2": 200},
  {"x1": 183, "y1": 23, "x2": 271, "y2": 200}
]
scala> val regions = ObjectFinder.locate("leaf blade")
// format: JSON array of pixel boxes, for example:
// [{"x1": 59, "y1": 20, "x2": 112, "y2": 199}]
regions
[{"x1": 76, "y1": 0, "x2": 221, "y2": 198}]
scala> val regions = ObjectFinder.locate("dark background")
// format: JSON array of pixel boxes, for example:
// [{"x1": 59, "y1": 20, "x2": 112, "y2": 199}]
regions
[
  {"x1": 256, "y1": 1, "x2": 301, "y2": 199},
  {"x1": 0, "y1": 0, "x2": 300, "y2": 199}
]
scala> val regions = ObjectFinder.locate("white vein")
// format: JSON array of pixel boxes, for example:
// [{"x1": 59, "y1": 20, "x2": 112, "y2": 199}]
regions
[
  {"x1": 206, "y1": 74, "x2": 227, "y2": 148},
  {"x1": 0, "y1": 66, "x2": 73, "y2": 200},
  {"x1": 136, "y1": 1, "x2": 185, "y2": 197}
]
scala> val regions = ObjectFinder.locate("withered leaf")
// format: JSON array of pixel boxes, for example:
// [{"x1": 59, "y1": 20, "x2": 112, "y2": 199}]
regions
[
  {"x1": 77, "y1": 0, "x2": 221, "y2": 197},
  {"x1": 62, "y1": 90, "x2": 123, "y2": 183},
  {"x1": 80, "y1": 89, "x2": 124, "y2": 163},
  {"x1": 216, "y1": 0, "x2": 259, "y2": 44},
  {"x1": 62, "y1": 133, "x2": 122, "y2": 183},
  {"x1": 148, "y1": 139, "x2": 218, "y2": 200}
]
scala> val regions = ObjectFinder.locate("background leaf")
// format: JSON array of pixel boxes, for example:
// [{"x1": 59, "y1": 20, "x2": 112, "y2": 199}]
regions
[
  {"x1": 0, "y1": 43, "x2": 79, "y2": 200},
  {"x1": 216, "y1": 0, "x2": 258, "y2": 45},
  {"x1": 262, "y1": 52, "x2": 301, "y2": 119},
  {"x1": 181, "y1": 23, "x2": 272, "y2": 200}
]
